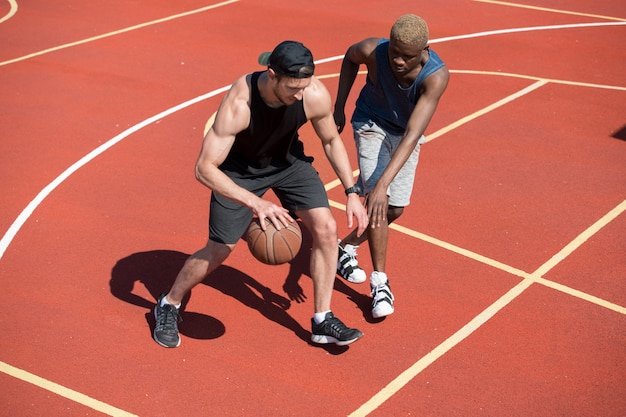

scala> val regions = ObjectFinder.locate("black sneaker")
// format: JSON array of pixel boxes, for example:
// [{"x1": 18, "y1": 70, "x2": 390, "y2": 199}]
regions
[
  {"x1": 153, "y1": 294, "x2": 181, "y2": 348},
  {"x1": 311, "y1": 312, "x2": 363, "y2": 346}
]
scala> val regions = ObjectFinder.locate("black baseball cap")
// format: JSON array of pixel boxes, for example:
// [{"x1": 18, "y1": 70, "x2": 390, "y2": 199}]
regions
[{"x1": 258, "y1": 40, "x2": 315, "y2": 78}]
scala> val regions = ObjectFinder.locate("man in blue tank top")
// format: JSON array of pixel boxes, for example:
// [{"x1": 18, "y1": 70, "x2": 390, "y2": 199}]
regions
[
  {"x1": 153, "y1": 41, "x2": 369, "y2": 348},
  {"x1": 334, "y1": 15, "x2": 449, "y2": 318}
]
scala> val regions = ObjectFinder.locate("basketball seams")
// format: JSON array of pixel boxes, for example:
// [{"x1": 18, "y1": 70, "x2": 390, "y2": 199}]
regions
[
  {"x1": 274, "y1": 231, "x2": 294, "y2": 260},
  {"x1": 246, "y1": 218, "x2": 302, "y2": 265},
  {"x1": 266, "y1": 227, "x2": 276, "y2": 265}
]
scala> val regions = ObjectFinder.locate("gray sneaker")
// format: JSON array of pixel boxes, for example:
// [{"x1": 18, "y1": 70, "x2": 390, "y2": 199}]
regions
[{"x1": 153, "y1": 294, "x2": 181, "y2": 348}]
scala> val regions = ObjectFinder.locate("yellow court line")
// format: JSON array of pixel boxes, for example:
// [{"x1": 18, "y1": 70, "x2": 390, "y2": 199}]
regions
[
  {"x1": 389, "y1": 222, "x2": 531, "y2": 279},
  {"x1": 330, "y1": 78, "x2": 626, "y2": 314},
  {"x1": 452, "y1": 69, "x2": 626, "y2": 91},
  {"x1": 0, "y1": 0, "x2": 239, "y2": 67},
  {"x1": 0, "y1": 0, "x2": 18, "y2": 24},
  {"x1": 527, "y1": 199, "x2": 626, "y2": 315},
  {"x1": 395, "y1": 206, "x2": 626, "y2": 315},
  {"x1": 325, "y1": 69, "x2": 626, "y2": 416},
  {"x1": 2, "y1": 16, "x2": 623, "y2": 415},
  {"x1": 326, "y1": 68, "x2": 625, "y2": 193},
  {"x1": 535, "y1": 276, "x2": 626, "y2": 315},
  {"x1": 331, "y1": 198, "x2": 626, "y2": 316},
  {"x1": 349, "y1": 279, "x2": 535, "y2": 417},
  {"x1": 0, "y1": 360, "x2": 138, "y2": 417},
  {"x1": 426, "y1": 79, "x2": 547, "y2": 142},
  {"x1": 326, "y1": 77, "x2": 549, "y2": 189},
  {"x1": 327, "y1": 67, "x2": 626, "y2": 415},
  {"x1": 473, "y1": 0, "x2": 626, "y2": 22},
  {"x1": 349, "y1": 200, "x2": 626, "y2": 416},
  {"x1": 321, "y1": 68, "x2": 625, "y2": 191},
  {"x1": 532, "y1": 200, "x2": 626, "y2": 277}
]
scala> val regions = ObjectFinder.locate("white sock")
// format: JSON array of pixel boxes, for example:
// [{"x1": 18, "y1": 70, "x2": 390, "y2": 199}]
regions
[
  {"x1": 370, "y1": 271, "x2": 388, "y2": 287},
  {"x1": 161, "y1": 295, "x2": 181, "y2": 309},
  {"x1": 314, "y1": 311, "x2": 331, "y2": 324}
]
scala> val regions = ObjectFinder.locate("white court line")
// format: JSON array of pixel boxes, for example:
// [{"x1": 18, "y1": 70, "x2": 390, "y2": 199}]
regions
[
  {"x1": 0, "y1": 85, "x2": 230, "y2": 260},
  {"x1": 0, "y1": 0, "x2": 239, "y2": 67},
  {"x1": 315, "y1": 21, "x2": 626, "y2": 66},
  {"x1": 429, "y1": 21, "x2": 626, "y2": 45},
  {"x1": 0, "y1": 0, "x2": 18, "y2": 24},
  {"x1": 1, "y1": 14, "x2": 625, "y2": 417}
]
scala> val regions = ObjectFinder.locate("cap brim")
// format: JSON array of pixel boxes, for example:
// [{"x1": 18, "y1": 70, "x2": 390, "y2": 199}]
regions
[{"x1": 258, "y1": 51, "x2": 271, "y2": 66}]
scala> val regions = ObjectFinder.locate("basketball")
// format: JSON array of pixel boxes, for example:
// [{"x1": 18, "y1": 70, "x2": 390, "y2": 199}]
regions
[{"x1": 246, "y1": 218, "x2": 302, "y2": 265}]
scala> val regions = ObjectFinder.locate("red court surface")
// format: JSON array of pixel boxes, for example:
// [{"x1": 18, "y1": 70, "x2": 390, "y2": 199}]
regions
[{"x1": 1, "y1": 1, "x2": 625, "y2": 416}]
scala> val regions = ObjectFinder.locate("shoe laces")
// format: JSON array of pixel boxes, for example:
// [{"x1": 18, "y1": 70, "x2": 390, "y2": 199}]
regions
[
  {"x1": 323, "y1": 316, "x2": 348, "y2": 337},
  {"x1": 371, "y1": 282, "x2": 393, "y2": 301},
  {"x1": 339, "y1": 244, "x2": 359, "y2": 267},
  {"x1": 342, "y1": 244, "x2": 359, "y2": 257},
  {"x1": 156, "y1": 304, "x2": 181, "y2": 330}
]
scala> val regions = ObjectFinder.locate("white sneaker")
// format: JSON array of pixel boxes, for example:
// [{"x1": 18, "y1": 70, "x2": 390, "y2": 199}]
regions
[
  {"x1": 337, "y1": 241, "x2": 366, "y2": 283},
  {"x1": 370, "y1": 272, "x2": 394, "y2": 318}
]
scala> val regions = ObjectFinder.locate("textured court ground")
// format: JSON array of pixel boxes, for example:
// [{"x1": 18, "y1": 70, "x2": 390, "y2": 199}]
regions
[{"x1": 1, "y1": 1, "x2": 625, "y2": 416}]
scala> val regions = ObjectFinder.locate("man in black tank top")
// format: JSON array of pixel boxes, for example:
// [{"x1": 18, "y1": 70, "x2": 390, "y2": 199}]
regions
[{"x1": 152, "y1": 41, "x2": 369, "y2": 348}]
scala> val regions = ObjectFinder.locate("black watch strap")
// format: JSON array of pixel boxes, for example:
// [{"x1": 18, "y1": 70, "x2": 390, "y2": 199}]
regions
[{"x1": 344, "y1": 185, "x2": 361, "y2": 196}]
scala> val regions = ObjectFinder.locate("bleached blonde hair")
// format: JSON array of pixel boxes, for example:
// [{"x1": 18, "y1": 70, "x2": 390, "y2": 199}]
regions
[{"x1": 390, "y1": 14, "x2": 429, "y2": 49}]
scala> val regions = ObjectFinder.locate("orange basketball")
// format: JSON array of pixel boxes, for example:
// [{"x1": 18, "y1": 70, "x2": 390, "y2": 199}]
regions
[{"x1": 246, "y1": 218, "x2": 302, "y2": 265}]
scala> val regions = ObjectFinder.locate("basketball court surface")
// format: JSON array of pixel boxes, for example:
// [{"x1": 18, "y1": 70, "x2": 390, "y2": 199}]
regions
[{"x1": 1, "y1": 0, "x2": 625, "y2": 416}]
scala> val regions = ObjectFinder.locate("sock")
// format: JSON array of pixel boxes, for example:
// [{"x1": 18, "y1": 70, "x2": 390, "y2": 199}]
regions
[
  {"x1": 370, "y1": 271, "x2": 388, "y2": 287},
  {"x1": 314, "y1": 311, "x2": 331, "y2": 324},
  {"x1": 161, "y1": 295, "x2": 181, "y2": 309}
]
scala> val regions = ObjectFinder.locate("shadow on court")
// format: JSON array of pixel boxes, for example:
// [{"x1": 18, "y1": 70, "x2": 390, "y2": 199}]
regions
[
  {"x1": 109, "y1": 249, "x2": 309, "y2": 342},
  {"x1": 279, "y1": 220, "x2": 374, "y2": 322},
  {"x1": 611, "y1": 124, "x2": 626, "y2": 141},
  {"x1": 109, "y1": 232, "x2": 366, "y2": 353}
]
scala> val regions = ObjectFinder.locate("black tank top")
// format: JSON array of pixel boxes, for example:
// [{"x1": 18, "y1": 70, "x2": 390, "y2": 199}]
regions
[{"x1": 222, "y1": 71, "x2": 309, "y2": 174}]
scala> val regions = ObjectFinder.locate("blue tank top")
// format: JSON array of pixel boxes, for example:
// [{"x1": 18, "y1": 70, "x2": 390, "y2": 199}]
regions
[{"x1": 352, "y1": 39, "x2": 445, "y2": 135}]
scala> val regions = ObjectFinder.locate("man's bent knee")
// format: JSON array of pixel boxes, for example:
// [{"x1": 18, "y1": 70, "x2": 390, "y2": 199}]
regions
[{"x1": 388, "y1": 206, "x2": 404, "y2": 223}]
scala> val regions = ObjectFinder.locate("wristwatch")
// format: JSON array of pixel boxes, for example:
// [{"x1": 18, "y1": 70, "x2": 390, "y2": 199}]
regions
[{"x1": 344, "y1": 185, "x2": 361, "y2": 196}]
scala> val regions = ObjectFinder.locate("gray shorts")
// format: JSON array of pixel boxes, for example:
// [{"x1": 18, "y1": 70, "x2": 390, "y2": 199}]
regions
[
  {"x1": 353, "y1": 119, "x2": 425, "y2": 207},
  {"x1": 209, "y1": 158, "x2": 329, "y2": 244}
]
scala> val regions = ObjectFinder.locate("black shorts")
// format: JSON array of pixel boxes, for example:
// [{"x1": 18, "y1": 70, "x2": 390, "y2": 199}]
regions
[{"x1": 209, "y1": 159, "x2": 330, "y2": 244}]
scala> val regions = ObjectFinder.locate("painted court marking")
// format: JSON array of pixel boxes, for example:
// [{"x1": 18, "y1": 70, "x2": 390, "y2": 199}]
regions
[
  {"x1": 1, "y1": 8, "x2": 625, "y2": 416},
  {"x1": 0, "y1": 361, "x2": 138, "y2": 417},
  {"x1": 0, "y1": 84, "x2": 231, "y2": 261},
  {"x1": 474, "y1": 0, "x2": 626, "y2": 22},
  {"x1": 0, "y1": 0, "x2": 239, "y2": 67},
  {"x1": 344, "y1": 5, "x2": 626, "y2": 413},
  {"x1": 328, "y1": 71, "x2": 626, "y2": 316},
  {"x1": 349, "y1": 199, "x2": 626, "y2": 416},
  {"x1": 389, "y1": 214, "x2": 626, "y2": 316},
  {"x1": 0, "y1": 0, "x2": 18, "y2": 24}
]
